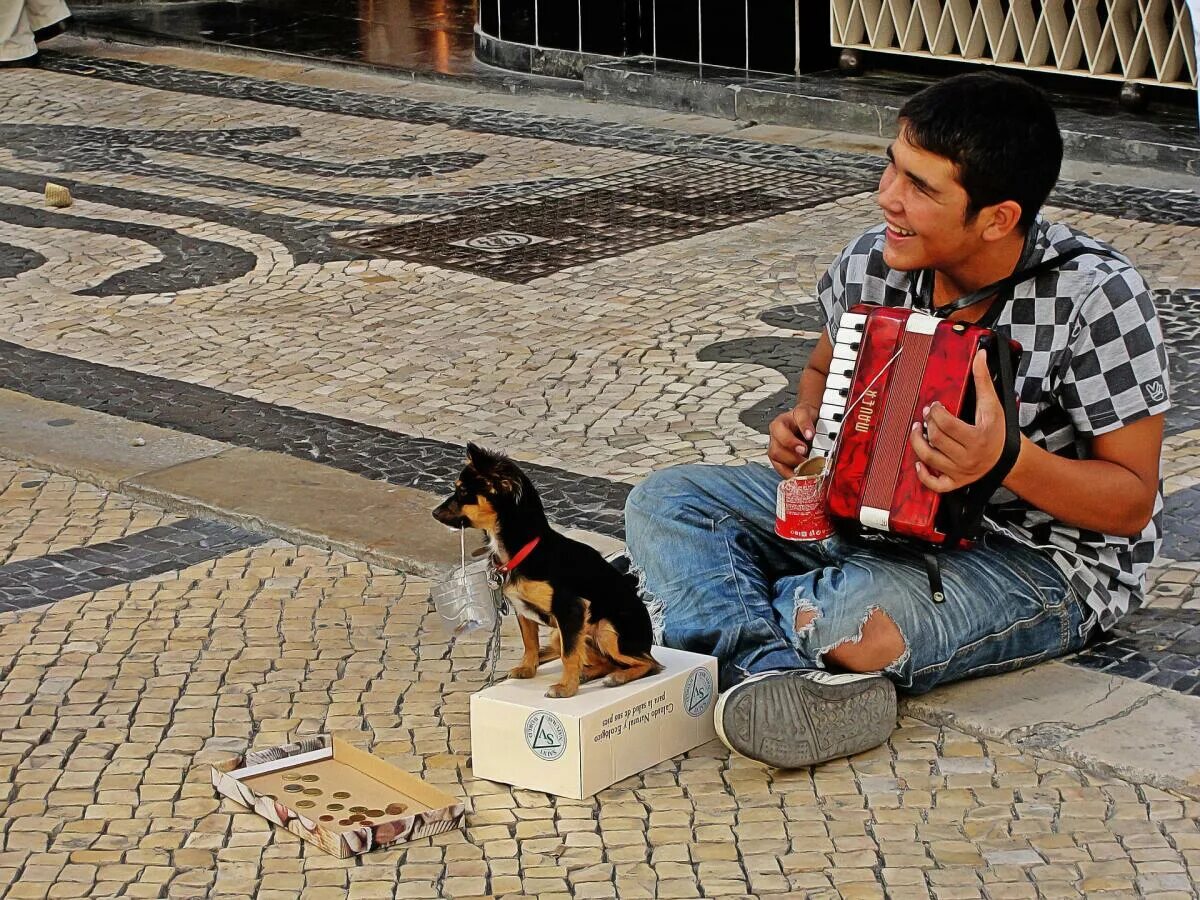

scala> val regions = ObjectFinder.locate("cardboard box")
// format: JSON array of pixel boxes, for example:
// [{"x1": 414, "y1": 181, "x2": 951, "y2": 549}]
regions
[
  {"x1": 211, "y1": 736, "x2": 465, "y2": 857},
  {"x1": 470, "y1": 646, "x2": 718, "y2": 799}
]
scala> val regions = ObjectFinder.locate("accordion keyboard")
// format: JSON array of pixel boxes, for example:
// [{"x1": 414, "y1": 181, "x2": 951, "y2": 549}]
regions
[{"x1": 811, "y1": 311, "x2": 867, "y2": 458}]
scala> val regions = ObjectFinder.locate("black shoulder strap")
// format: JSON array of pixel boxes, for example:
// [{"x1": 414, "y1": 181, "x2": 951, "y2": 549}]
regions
[
  {"x1": 934, "y1": 244, "x2": 1124, "y2": 320},
  {"x1": 921, "y1": 334, "x2": 1023, "y2": 604}
]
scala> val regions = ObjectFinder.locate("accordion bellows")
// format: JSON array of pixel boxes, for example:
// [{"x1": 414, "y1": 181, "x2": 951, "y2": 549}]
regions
[{"x1": 814, "y1": 304, "x2": 1021, "y2": 546}]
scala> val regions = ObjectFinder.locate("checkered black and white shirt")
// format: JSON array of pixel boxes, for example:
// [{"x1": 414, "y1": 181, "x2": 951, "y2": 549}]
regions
[{"x1": 816, "y1": 216, "x2": 1171, "y2": 630}]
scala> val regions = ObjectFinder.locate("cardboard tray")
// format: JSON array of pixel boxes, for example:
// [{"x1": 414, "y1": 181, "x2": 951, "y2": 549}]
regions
[{"x1": 211, "y1": 736, "x2": 465, "y2": 857}]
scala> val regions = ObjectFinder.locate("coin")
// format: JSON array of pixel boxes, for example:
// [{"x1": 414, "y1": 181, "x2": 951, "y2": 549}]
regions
[
  {"x1": 332, "y1": 791, "x2": 351, "y2": 799},
  {"x1": 349, "y1": 806, "x2": 367, "y2": 813},
  {"x1": 385, "y1": 802, "x2": 408, "y2": 815},
  {"x1": 327, "y1": 803, "x2": 344, "y2": 811},
  {"x1": 296, "y1": 800, "x2": 315, "y2": 809},
  {"x1": 283, "y1": 784, "x2": 303, "y2": 793},
  {"x1": 320, "y1": 815, "x2": 334, "y2": 822},
  {"x1": 339, "y1": 818, "x2": 352, "y2": 826},
  {"x1": 303, "y1": 788, "x2": 322, "y2": 796},
  {"x1": 366, "y1": 808, "x2": 384, "y2": 817},
  {"x1": 349, "y1": 814, "x2": 366, "y2": 823},
  {"x1": 300, "y1": 774, "x2": 320, "y2": 783},
  {"x1": 281, "y1": 773, "x2": 302, "y2": 782}
]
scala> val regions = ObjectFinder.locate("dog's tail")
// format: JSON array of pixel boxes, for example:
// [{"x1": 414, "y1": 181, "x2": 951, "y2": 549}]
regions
[{"x1": 607, "y1": 550, "x2": 666, "y2": 646}]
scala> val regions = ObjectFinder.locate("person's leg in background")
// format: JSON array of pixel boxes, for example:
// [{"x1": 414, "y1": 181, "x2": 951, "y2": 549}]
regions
[{"x1": 1, "y1": 0, "x2": 70, "y2": 65}]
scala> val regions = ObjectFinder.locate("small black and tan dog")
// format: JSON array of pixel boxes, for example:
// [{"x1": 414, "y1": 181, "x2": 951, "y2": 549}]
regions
[{"x1": 432, "y1": 443, "x2": 661, "y2": 698}]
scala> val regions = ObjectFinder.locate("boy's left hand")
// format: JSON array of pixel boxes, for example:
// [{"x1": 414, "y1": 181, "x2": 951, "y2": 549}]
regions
[{"x1": 910, "y1": 350, "x2": 1008, "y2": 493}]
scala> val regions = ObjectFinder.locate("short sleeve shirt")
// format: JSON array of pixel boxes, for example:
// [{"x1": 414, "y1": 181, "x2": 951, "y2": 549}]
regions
[{"x1": 815, "y1": 216, "x2": 1170, "y2": 629}]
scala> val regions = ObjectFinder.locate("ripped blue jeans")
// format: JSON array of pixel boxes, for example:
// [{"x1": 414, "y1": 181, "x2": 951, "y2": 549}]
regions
[{"x1": 624, "y1": 463, "x2": 1094, "y2": 694}]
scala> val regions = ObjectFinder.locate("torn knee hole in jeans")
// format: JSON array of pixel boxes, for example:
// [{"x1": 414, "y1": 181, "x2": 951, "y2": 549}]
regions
[
  {"x1": 793, "y1": 601, "x2": 819, "y2": 637},
  {"x1": 811, "y1": 605, "x2": 911, "y2": 675}
]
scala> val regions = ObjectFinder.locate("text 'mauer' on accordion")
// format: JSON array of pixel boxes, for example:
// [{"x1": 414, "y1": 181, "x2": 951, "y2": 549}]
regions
[{"x1": 810, "y1": 303, "x2": 1022, "y2": 548}]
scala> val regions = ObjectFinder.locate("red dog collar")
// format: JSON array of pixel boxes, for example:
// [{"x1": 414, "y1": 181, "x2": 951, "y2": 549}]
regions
[{"x1": 494, "y1": 537, "x2": 540, "y2": 574}]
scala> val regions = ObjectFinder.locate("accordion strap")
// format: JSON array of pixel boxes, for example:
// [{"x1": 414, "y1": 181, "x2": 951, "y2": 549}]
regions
[
  {"x1": 923, "y1": 328, "x2": 1022, "y2": 603},
  {"x1": 911, "y1": 243, "x2": 1120, "y2": 603},
  {"x1": 931, "y1": 246, "x2": 1097, "y2": 319}
]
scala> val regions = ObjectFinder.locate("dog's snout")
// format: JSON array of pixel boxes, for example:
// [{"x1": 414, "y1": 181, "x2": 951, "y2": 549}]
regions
[{"x1": 432, "y1": 496, "x2": 466, "y2": 528}]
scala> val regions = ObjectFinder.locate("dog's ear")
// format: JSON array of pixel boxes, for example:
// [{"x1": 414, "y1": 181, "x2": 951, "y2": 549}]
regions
[{"x1": 465, "y1": 442, "x2": 487, "y2": 469}]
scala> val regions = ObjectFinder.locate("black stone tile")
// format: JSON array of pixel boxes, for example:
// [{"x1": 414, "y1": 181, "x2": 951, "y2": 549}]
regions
[
  {"x1": 1066, "y1": 601, "x2": 1200, "y2": 698},
  {"x1": 335, "y1": 158, "x2": 861, "y2": 283},
  {"x1": 1069, "y1": 653, "x2": 1111, "y2": 671},
  {"x1": 0, "y1": 519, "x2": 267, "y2": 612},
  {"x1": 1108, "y1": 658, "x2": 1155, "y2": 680},
  {"x1": 700, "y1": 0, "x2": 746, "y2": 69},
  {"x1": 0, "y1": 241, "x2": 45, "y2": 280}
]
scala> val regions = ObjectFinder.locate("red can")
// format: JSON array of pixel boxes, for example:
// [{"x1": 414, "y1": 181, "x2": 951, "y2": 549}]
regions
[{"x1": 775, "y1": 456, "x2": 835, "y2": 541}]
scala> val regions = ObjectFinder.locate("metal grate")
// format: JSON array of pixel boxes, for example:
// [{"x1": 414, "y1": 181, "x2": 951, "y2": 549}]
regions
[
  {"x1": 831, "y1": 0, "x2": 1198, "y2": 89},
  {"x1": 333, "y1": 159, "x2": 862, "y2": 284}
]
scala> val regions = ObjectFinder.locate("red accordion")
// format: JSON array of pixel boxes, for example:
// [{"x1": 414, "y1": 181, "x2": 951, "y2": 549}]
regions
[{"x1": 812, "y1": 304, "x2": 1022, "y2": 548}]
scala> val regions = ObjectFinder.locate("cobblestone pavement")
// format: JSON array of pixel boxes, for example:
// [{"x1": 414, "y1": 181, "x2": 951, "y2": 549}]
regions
[
  {"x1": 2, "y1": 460, "x2": 1200, "y2": 900},
  {"x1": 3, "y1": 47, "x2": 1200, "y2": 697},
  {"x1": 0, "y1": 460, "x2": 178, "y2": 567},
  {"x1": 3, "y1": 43, "x2": 1200, "y2": 896}
]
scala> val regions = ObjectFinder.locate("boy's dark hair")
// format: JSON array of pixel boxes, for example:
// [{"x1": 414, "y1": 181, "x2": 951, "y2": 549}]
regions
[{"x1": 898, "y1": 70, "x2": 1062, "y2": 231}]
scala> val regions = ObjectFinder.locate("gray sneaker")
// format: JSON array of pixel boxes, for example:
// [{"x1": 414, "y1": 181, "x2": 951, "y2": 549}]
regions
[{"x1": 714, "y1": 668, "x2": 897, "y2": 769}]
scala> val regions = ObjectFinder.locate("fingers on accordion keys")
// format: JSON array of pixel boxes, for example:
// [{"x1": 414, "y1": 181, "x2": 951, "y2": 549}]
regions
[
  {"x1": 812, "y1": 419, "x2": 839, "y2": 458},
  {"x1": 811, "y1": 433, "x2": 836, "y2": 457}
]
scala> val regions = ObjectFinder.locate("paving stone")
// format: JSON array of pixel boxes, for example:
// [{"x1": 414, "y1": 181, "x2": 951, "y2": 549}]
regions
[{"x1": 1, "y1": 42, "x2": 1200, "y2": 900}]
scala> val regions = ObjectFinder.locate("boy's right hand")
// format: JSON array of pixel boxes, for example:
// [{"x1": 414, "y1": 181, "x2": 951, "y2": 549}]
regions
[{"x1": 768, "y1": 405, "x2": 818, "y2": 477}]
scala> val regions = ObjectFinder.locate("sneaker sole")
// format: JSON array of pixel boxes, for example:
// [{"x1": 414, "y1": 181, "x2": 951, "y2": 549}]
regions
[{"x1": 715, "y1": 672, "x2": 897, "y2": 769}]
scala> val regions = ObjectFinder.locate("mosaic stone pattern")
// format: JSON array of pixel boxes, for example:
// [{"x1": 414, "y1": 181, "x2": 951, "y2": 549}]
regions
[
  {"x1": 1155, "y1": 289, "x2": 1200, "y2": 436},
  {"x1": 1, "y1": 51, "x2": 1198, "y2": 704},
  {"x1": 0, "y1": 473, "x2": 1198, "y2": 898},
  {"x1": 0, "y1": 517, "x2": 268, "y2": 612},
  {"x1": 0, "y1": 239, "x2": 45, "y2": 280},
  {"x1": 0, "y1": 459, "x2": 181, "y2": 566},
  {"x1": 1071, "y1": 606, "x2": 1200, "y2": 696},
  {"x1": 35, "y1": 53, "x2": 1200, "y2": 226},
  {"x1": 0, "y1": 339, "x2": 632, "y2": 537},
  {"x1": 340, "y1": 159, "x2": 862, "y2": 283}
]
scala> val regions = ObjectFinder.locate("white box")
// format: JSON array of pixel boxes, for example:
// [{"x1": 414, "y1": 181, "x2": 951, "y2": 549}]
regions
[{"x1": 470, "y1": 647, "x2": 718, "y2": 799}]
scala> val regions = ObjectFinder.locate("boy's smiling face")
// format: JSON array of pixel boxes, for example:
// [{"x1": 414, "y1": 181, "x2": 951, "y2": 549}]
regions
[{"x1": 877, "y1": 126, "x2": 987, "y2": 275}]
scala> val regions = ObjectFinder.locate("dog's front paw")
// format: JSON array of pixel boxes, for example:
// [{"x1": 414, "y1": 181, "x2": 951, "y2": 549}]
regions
[
  {"x1": 545, "y1": 682, "x2": 578, "y2": 699},
  {"x1": 509, "y1": 664, "x2": 537, "y2": 679}
]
